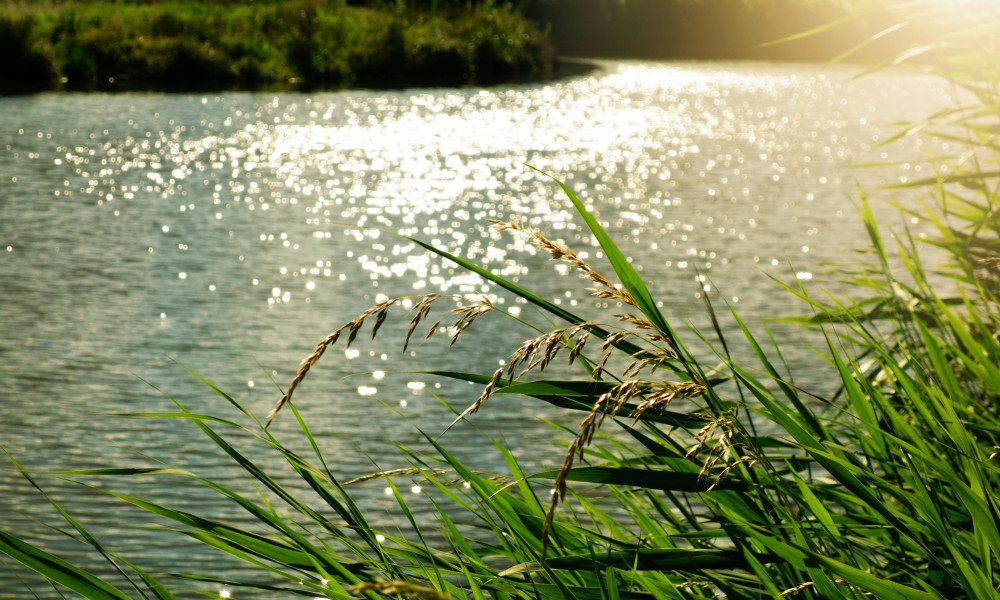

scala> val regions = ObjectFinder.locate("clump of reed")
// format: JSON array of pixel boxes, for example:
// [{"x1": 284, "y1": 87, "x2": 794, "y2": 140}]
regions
[{"x1": 10, "y1": 161, "x2": 998, "y2": 596}]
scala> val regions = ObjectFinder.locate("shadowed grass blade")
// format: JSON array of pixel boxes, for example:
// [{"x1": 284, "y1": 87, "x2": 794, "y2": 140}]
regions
[
  {"x1": 0, "y1": 530, "x2": 134, "y2": 600},
  {"x1": 529, "y1": 466, "x2": 748, "y2": 492}
]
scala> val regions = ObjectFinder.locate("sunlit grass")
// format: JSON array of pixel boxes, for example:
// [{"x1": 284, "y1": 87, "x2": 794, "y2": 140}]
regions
[{"x1": 5, "y1": 162, "x2": 1000, "y2": 597}]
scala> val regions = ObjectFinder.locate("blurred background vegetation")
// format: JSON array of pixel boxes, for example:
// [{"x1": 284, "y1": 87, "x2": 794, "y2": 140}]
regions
[
  {"x1": 0, "y1": 0, "x2": 918, "y2": 92},
  {"x1": 0, "y1": 0, "x2": 552, "y2": 91}
]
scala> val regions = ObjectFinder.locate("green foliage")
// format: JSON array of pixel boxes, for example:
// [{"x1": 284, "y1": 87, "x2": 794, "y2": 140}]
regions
[
  {"x1": 0, "y1": 0, "x2": 549, "y2": 90},
  {"x1": 6, "y1": 171, "x2": 1000, "y2": 597},
  {"x1": 0, "y1": 14, "x2": 57, "y2": 88}
]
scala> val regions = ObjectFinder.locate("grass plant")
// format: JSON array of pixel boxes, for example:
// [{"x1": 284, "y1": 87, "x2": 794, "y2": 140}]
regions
[
  {"x1": 4, "y1": 1, "x2": 1000, "y2": 599},
  {"x1": 5, "y1": 178, "x2": 1000, "y2": 598}
]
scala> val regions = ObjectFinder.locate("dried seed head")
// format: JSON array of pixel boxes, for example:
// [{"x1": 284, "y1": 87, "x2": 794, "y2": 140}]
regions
[
  {"x1": 684, "y1": 408, "x2": 746, "y2": 486},
  {"x1": 631, "y1": 381, "x2": 706, "y2": 421},
  {"x1": 404, "y1": 294, "x2": 441, "y2": 352},
  {"x1": 268, "y1": 298, "x2": 399, "y2": 428},
  {"x1": 490, "y1": 218, "x2": 635, "y2": 306},
  {"x1": 540, "y1": 437, "x2": 584, "y2": 559},
  {"x1": 501, "y1": 326, "x2": 594, "y2": 381},
  {"x1": 779, "y1": 581, "x2": 817, "y2": 597},
  {"x1": 593, "y1": 287, "x2": 637, "y2": 306},
  {"x1": 707, "y1": 454, "x2": 758, "y2": 491},
  {"x1": 602, "y1": 330, "x2": 632, "y2": 352},
  {"x1": 568, "y1": 330, "x2": 591, "y2": 365},
  {"x1": 448, "y1": 296, "x2": 495, "y2": 346},
  {"x1": 344, "y1": 467, "x2": 449, "y2": 486},
  {"x1": 266, "y1": 328, "x2": 345, "y2": 427},
  {"x1": 347, "y1": 578, "x2": 457, "y2": 600},
  {"x1": 371, "y1": 306, "x2": 390, "y2": 339},
  {"x1": 591, "y1": 351, "x2": 611, "y2": 380},
  {"x1": 540, "y1": 377, "x2": 707, "y2": 557},
  {"x1": 615, "y1": 314, "x2": 653, "y2": 329},
  {"x1": 468, "y1": 367, "x2": 505, "y2": 415}
]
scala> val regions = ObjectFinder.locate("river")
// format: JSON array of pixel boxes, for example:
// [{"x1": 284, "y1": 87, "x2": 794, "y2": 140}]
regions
[{"x1": 0, "y1": 60, "x2": 951, "y2": 597}]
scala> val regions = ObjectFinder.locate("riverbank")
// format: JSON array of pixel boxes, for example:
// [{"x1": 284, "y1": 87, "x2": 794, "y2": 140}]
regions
[{"x1": 0, "y1": 0, "x2": 552, "y2": 92}]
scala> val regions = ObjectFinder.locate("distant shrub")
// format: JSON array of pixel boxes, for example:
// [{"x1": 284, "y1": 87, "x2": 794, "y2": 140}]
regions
[
  {"x1": 0, "y1": 0, "x2": 551, "y2": 91},
  {"x1": 0, "y1": 15, "x2": 57, "y2": 87}
]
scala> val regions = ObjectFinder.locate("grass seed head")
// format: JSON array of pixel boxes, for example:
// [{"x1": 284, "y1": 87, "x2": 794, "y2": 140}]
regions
[
  {"x1": 404, "y1": 294, "x2": 441, "y2": 352},
  {"x1": 490, "y1": 218, "x2": 636, "y2": 306},
  {"x1": 468, "y1": 367, "x2": 505, "y2": 414},
  {"x1": 266, "y1": 327, "x2": 344, "y2": 427},
  {"x1": 448, "y1": 296, "x2": 494, "y2": 346},
  {"x1": 345, "y1": 467, "x2": 449, "y2": 486},
  {"x1": 347, "y1": 578, "x2": 458, "y2": 600},
  {"x1": 269, "y1": 297, "x2": 404, "y2": 427}
]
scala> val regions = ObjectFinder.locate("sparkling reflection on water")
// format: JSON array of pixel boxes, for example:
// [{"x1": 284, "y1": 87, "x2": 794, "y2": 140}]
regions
[{"x1": 0, "y1": 60, "x2": 949, "y2": 596}]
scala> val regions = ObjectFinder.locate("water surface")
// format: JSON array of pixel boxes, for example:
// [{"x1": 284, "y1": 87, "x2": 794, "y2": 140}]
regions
[{"x1": 0, "y1": 60, "x2": 951, "y2": 596}]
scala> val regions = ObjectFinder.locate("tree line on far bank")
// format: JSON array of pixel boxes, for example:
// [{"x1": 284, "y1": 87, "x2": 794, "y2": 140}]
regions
[
  {"x1": 1, "y1": 0, "x2": 916, "y2": 92},
  {"x1": 0, "y1": 0, "x2": 551, "y2": 92}
]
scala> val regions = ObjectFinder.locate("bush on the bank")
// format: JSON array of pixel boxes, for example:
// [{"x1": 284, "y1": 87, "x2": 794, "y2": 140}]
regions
[
  {"x1": 0, "y1": 0, "x2": 550, "y2": 90},
  {"x1": 0, "y1": 15, "x2": 58, "y2": 87}
]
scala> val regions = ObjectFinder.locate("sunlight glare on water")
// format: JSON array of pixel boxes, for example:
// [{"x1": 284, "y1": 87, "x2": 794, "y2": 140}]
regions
[
  {"x1": 0, "y1": 60, "x2": 951, "y2": 598},
  {"x1": 87, "y1": 62, "x2": 928, "y2": 318}
]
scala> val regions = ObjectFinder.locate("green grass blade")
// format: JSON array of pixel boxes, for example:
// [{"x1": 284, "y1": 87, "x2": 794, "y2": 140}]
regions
[
  {"x1": 0, "y1": 529, "x2": 134, "y2": 600},
  {"x1": 502, "y1": 548, "x2": 764, "y2": 575},
  {"x1": 529, "y1": 466, "x2": 748, "y2": 492},
  {"x1": 539, "y1": 169, "x2": 673, "y2": 341}
]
